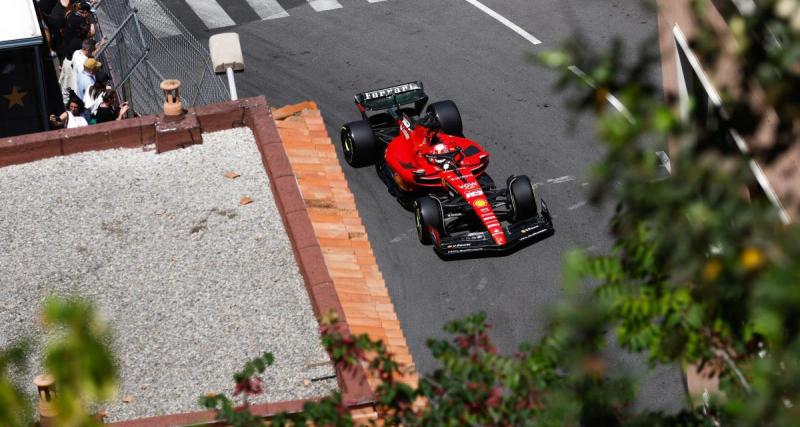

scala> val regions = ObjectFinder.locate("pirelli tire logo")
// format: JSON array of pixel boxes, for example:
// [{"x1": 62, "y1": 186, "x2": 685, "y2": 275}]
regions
[{"x1": 363, "y1": 82, "x2": 422, "y2": 100}]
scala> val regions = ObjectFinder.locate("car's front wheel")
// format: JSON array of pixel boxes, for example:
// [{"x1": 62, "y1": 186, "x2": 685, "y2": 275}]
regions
[
  {"x1": 340, "y1": 120, "x2": 376, "y2": 167},
  {"x1": 508, "y1": 175, "x2": 539, "y2": 221},
  {"x1": 414, "y1": 196, "x2": 444, "y2": 245}
]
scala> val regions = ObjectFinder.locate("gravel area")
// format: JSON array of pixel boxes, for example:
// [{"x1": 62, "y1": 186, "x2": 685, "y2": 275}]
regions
[{"x1": 0, "y1": 127, "x2": 337, "y2": 422}]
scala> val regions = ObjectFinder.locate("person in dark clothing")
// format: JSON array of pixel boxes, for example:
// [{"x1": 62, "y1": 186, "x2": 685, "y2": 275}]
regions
[
  {"x1": 47, "y1": 0, "x2": 72, "y2": 60},
  {"x1": 57, "y1": 3, "x2": 93, "y2": 61},
  {"x1": 33, "y1": 0, "x2": 55, "y2": 54},
  {"x1": 93, "y1": 90, "x2": 129, "y2": 123},
  {"x1": 39, "y1": 0, "x2": 58, "y2": 17}
]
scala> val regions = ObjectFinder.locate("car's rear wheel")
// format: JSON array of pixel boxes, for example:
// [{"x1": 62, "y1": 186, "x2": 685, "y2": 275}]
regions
[
  {"x1": 340, "y1": 120, "x2": 376, "y2": 167},
  {"x1": 414, "y1": 197, "x2": 444, "y2": 245},
  {"x1": 426, "y1": 100, "x2": 463, "y2": 136},
  {"x1": 508, "y1": 175, "x2": 539, "y2": 221}
]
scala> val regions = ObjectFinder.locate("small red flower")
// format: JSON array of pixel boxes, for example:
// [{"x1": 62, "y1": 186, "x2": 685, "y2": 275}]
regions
[{"x1": 233, "y1": 377, "x2": 263, "y2": 397}]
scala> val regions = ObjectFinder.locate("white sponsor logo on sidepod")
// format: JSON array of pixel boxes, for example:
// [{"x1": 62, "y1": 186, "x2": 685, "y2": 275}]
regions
[
  {"x1": 465, "y1": 190, "x2": 483, "y2": 198},
  {"x1": 459, "y1": 182, "x2": 479, "y2": 190}
]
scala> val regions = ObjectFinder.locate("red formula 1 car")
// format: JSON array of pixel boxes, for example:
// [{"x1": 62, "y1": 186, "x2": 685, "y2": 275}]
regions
[{"x1": 340, "y1": 81, "x2": 554, "y2": 257}]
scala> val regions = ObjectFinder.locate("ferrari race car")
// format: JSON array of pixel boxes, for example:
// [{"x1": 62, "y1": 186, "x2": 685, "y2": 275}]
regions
[{"x1": 340, "y1": 81, "x2": 554, "y2": 257}]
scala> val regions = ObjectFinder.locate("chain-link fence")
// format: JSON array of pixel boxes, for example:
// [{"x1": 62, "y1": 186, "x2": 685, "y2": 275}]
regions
[{"x1": 92, "y1": 0, "x2": 228, "y2": 116}]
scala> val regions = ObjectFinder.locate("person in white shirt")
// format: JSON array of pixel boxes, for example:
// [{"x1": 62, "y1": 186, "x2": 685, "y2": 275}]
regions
[
  {"x1": 71, "y1": 38, "x2": 96, "y2": 90},
  {"x1": 58, "y1": 38, "x2": 97, "y2": 104},
  {"x1": 49, "y1": 99, "x2": 89, "y2": 129},
  {"x1": 76, "y1": 58, "x2": 101, "y2": 104},
  {"x1": 83, "y1": 75, "x2": 109, "y2": 118}
]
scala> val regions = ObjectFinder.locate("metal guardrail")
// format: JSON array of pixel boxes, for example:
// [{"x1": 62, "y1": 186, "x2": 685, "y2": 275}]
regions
[
  {"x1": 92, "y1": 0, "x2": 228, "y2": 116},
  {"x1": 672, "y1": 24, "x2": 791, "y2": 224}
]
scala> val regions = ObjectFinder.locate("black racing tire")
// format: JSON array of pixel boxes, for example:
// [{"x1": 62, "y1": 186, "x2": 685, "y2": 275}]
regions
[
  {"x1": 414, "y1": 197, "x2": 444, "y2": 245},
  {"x1": 340, "y1": 120, "x2": 377, "y2": 167},
  {"x1": 426, "y1": 100, "x2": 463, "y2": 136},
  {"x1": 508, "y1": 175, "x2": 539, "y2": 221}
]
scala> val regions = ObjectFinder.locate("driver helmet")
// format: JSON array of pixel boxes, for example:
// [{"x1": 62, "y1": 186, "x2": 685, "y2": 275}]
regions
[{"x1": 432, "y1": 143, "x2": 449, "y2": 155}]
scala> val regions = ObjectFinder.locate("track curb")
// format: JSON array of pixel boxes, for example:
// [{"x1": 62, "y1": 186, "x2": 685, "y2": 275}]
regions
[{"x1": 270, "y1": 102, "x2": 419, "y2": 391}]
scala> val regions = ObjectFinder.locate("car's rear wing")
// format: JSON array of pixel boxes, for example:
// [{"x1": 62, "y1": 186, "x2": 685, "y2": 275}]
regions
[{"x1": 354, "y1": 81, "x2": 428, "y2": 114}]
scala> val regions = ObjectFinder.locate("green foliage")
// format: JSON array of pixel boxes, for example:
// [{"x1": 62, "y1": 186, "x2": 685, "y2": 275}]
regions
[
  {"x1": 41, "y1": 297, "x2": 118, "y2": 426},
  {"x1": 0, "y1": 340, "x2": 32, "y2": 427},
  {"x1": 535, "y1": 0, "x2": 800, "y2": 424},
  {"x1": 199, "y1": 352, "x2": 275, "y2": 427},
  {"x1": 0, "y1": 297, "x2": 117, "y2": 427}
]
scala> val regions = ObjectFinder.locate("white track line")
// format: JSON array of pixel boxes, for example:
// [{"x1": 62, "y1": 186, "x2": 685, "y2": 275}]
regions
[
  {"x1": 246, "y1": 0, "x2": 289, "y2": 20},
  {"x1": 130, "y1": 0, "x2": 181, "y2": 37},
  {"x1": 462, "y1": 0, "x2": 541, "y2": 45},
  {"x1": 184, "y1": 0, "x2": 235, "y2": 29},
  {"x1": 308, "y1": 0, "x2": 343, "y2": 12},
  {"x1": 546, "y1": 175, "x2": 575, "y2": 184},
  {"x1": 567, "y1": 65, "x2": 635, "y2": 123},
  {"x1": 460, "y1": 0, "x2": 629, "y2": 118},
  {"x1": 656, "y1": 150, "x2": 672, "y2": 174}
]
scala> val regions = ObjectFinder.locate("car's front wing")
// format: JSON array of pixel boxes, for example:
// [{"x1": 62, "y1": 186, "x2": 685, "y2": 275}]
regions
[{"x1": 435, "y1": 200, "x2": 555, "y2": 257}]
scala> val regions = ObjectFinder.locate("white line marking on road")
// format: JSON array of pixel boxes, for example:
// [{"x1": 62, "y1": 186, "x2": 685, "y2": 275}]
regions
[
  {"x1": 568, "y1": 201, "x2": 587, "y2": 210},
  {"x1": 130, "y1": 0, "x2": 181, "y2": 37},
  {"x1": 656, "y1": 150, "x2": 672, "y2": 175},
  {"x1": 308, "y1": 0, "x2": 343, "y2": 12},
  {"x1": 461, "y1": 0, "x2": 541, "y2": 45},
  {"x1": 368, "y1": 0, "x2": 388, "y2": 2},
  {"x1": 246, "y1": 0, "x2": 289, "y2": 20},
  {"x1": 390, "y1": 228, "x2": 415, "y2": 243},
  {"x1": 546, "y1": 175, "x2": 575, "y2": 184},
  {"x1": 185, "y1": 0, "x2": 236, "y2": 29},
  {"x1": 567, "y1": 65, "x2": 635, "y2": 123}
]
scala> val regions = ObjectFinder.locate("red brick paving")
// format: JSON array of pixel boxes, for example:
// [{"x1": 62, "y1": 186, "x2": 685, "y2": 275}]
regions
[{"x1": 273, "y1": 103, "x2": 418, "y2": 388}]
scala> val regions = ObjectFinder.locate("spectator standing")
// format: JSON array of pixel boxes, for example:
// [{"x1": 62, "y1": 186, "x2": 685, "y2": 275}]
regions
[
  {"x1": 83, "y1": 75, "x2": 108, "y2": 119},
  {"x1": 76, "y1": 58, "x2": 101, "y2": 103},
  {"x1": 36, "y1": 0, "x2": 58, "y2": 55},
  {"x1": 49, "y1": 98, "x2": 88, "y2": 129},
  {"x1": 71, "y1": 39, "x2": 95, "y2": 86},
  {"x1": 58, "y1": 4, "x2": 89, "y2": 61},
  {"x1": 39, "y1": 0, "x2": 58, "y2": 18},
  {"x1": 59, "y1": 38, "x2": 95, "y2": 103},
  {"x1": 93, "y1": 90, "x2": 129, "y2": 123},
  {"x1": 73, "y1": 38, "x2": 103, "y2": 77},
  {"x1": 57, "y1": 2, "x2": 93, "y2": 61},
  {"x1": 46, "y1": 0, "x2": 71, "y2": 60}
]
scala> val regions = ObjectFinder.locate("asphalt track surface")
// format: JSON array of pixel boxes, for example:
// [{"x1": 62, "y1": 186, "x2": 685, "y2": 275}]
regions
[{"x1": 163, "y1": 0, "x2": 685, "y2": 412}]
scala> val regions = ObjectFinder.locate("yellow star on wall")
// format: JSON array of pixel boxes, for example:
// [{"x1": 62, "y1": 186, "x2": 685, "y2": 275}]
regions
[{"x1": 4, "y1": 86, "x2": 27, "y2": 109}]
